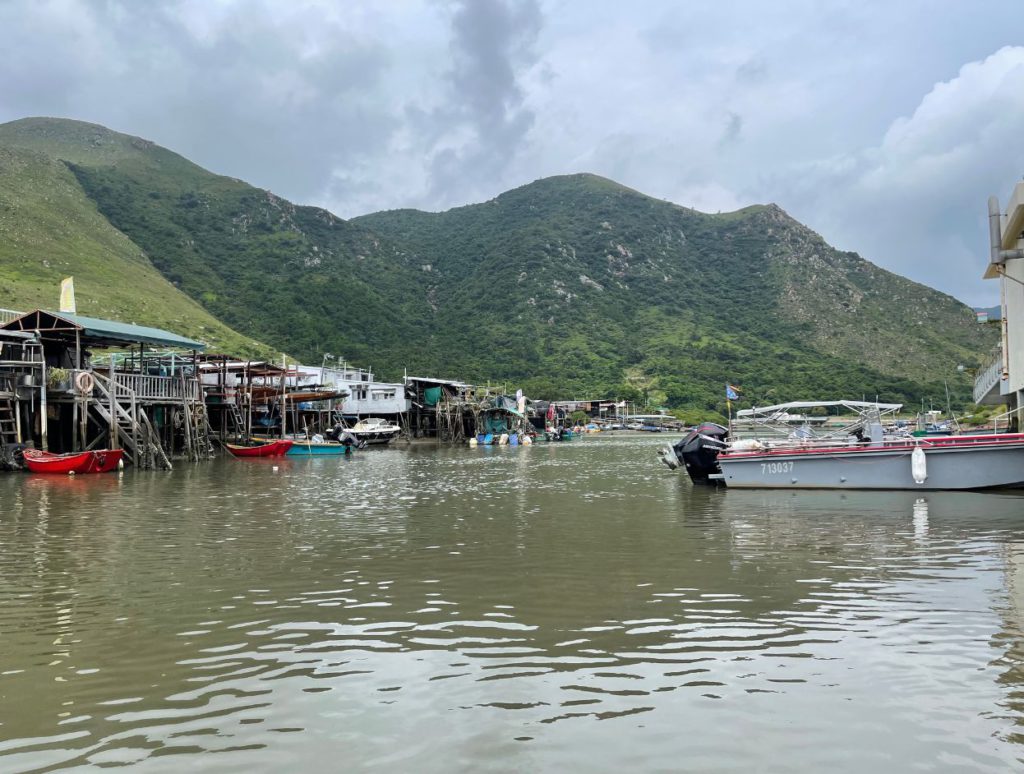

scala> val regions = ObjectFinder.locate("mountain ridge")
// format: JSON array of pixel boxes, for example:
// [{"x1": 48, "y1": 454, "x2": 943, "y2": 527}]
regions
[{"x1": 0, "y1": 117, "x2": 994, "y2": 412}]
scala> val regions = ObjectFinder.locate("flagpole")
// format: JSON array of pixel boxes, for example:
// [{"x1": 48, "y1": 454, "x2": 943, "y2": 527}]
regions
[{"x1": 727, "y1": 398, "x2": 732, "y2": 435}]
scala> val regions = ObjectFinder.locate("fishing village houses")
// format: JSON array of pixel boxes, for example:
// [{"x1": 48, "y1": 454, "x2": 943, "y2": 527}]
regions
[{"x1": 0, "y1": 307, "x2": 608, "y2": 471}]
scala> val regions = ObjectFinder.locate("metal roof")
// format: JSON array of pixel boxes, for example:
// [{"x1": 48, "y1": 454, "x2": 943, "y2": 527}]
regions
[
  {"x1": 404, "y1": 375, "x2": 469, "y2": 388},
  {"x1": 1, "y1": 310, "x2": 206, "y2": 350}
]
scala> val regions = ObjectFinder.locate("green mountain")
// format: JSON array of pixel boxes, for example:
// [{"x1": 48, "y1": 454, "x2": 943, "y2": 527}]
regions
[
  {"x1": 0, "y1": 119, "x2": 276, "y2": 357},
  {"x1": 0, "y1": 117, "x2": 995, "y2": 413},
  {"x1": 353, "y1": 177, "x2": 993, "y2": 410}
]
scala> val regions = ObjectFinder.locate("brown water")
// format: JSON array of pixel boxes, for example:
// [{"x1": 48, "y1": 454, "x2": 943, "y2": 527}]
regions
[{"x1": 1, "y1": 434, "x2": 1024, "y2": 772}]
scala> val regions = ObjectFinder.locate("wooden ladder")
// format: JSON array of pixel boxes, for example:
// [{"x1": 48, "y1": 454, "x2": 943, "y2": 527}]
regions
[
  {"x1": 0, "y1": 399, "x2": 17, "y2": 446},
  {"x1": 181, "y1": 400, "x2": 214, "y2": 460},
  {"x1": 0, "y1": 375, "x2": 18, "y2": 447},
  {"x1": 227, "y1": 401, "x2": 246, "y2": 439}
]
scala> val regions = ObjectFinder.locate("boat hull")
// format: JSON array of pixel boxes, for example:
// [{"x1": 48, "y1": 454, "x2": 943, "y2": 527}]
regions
[
  {"x1": 225, "y1": 440, "x2": 294, "y2": 458},
  {"x1": 349, "y1": 418, "x2": 401, "y2": 445},
  {"x1": 23, "y1": 448, "x2": 124, "y2": 474},
  {"x1": 286, "y1": 441, "x2": 352, "y2": 456},
  {"x1": 718, "y1": 435, "x2": 1024, "y2": 490},
  {"x1": 349, "y1": 431, "x2": 399, "y2": 445}
]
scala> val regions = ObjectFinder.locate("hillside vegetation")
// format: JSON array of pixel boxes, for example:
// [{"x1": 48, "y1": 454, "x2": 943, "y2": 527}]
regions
[
  {"x1": 0, "y1": 120, "x2": 275, "y2": 356},
  {"x1": 0, "y1": 117, "x2": 995, "y2": 413}
]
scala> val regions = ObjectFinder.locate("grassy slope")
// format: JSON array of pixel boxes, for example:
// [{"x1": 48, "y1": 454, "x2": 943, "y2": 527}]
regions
[
  {"x1": 0, "y1": 119, "x2": 433, "y2": 369},
  {"x1": 0, "y1": 121, "x2": 276, "y2": 356}
]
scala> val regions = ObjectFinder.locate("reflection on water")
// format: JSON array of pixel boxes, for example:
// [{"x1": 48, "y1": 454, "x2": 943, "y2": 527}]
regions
[{"x1": 1, "y1": 436, "x2": 1024, "y2": 771}]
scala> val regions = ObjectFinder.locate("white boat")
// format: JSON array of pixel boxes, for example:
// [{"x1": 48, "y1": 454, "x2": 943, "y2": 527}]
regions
[
  {"x1": 658, "y1": 400, "x2": 1024, "y2": 490},
  {"x1": 349, "y1": 417, "x2": 402, "y2": 445}
]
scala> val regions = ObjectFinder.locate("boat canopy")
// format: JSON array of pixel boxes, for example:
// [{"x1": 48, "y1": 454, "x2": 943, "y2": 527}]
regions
[{"x1": 737, "y1": 400, "x2": 902, "y2": 418}]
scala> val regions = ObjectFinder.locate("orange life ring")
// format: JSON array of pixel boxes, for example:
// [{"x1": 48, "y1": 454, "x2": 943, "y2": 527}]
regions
[{"x1": 74, "y1": 371, "x2": 95, "y2": 393}]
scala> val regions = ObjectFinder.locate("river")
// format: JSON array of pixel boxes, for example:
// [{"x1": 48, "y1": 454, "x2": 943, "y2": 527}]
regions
[{"x1": 1, "y1": 434, "x2": 1023, "y2": 771}]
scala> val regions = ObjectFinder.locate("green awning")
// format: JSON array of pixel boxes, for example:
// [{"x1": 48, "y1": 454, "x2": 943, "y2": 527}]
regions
[
  {"x1": 2, "y1": 309, "x2": 206, "y2": 350},
  {"x1": 424, "y1": 386, "x2": 443, "y2": 406},
  {"x1": 483, "y1": 406, "x2": 524, "y2": 417}
]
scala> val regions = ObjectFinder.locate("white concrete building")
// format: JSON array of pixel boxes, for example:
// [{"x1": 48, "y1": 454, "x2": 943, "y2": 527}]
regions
[{"x1": 975, "y1": 182, "x2": 1024, "y2": 421}]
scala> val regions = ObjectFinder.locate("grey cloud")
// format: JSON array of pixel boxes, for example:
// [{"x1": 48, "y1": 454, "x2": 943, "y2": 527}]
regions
[
  {"x1": 427, "y1": 0, "x2": 541, "y2": 201},
  {"x1": 735, "y1": 57, "x2": 767, "y2": 84},
  {"x1": 719, "y1": 112, "x2": 743, "y2": 148},
  {"x1": 0, "y1": 1, "x2": 400, "y2": 209}
]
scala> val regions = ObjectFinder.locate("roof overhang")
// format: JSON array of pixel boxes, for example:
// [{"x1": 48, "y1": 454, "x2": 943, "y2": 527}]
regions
[
  {"x1": 0, "y1": 329, "x2": 40, "y2": 343},
  {"x1": 1002, "y1": 182, "x2": 1024, "y2": 250},
  {"x1": 1, "y1": 310, "x2": 206, "y2": 350},
  {"x1": 404, "y1": 376, "x2": 468, "y2": 388}
]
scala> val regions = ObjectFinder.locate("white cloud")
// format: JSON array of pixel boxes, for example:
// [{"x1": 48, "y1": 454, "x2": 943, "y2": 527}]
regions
[{"x1": 768, "y1": 46, "x2": 1024, "y2": 306}]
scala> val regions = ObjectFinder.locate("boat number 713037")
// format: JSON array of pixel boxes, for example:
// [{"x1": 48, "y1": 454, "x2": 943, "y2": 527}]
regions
[{"x1": 761, "y1": 461, "x2": 794, "y2": 475}]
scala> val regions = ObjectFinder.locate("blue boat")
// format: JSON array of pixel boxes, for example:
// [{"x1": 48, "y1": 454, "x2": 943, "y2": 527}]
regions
[{"x1": 286, "y1": 440, "x2": 354, "y2": 457}]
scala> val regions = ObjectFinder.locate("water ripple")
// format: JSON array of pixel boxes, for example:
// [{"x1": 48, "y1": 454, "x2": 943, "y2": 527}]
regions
[{"x1": 2, "y1": 439, "x2": 1024, "y2": 770}]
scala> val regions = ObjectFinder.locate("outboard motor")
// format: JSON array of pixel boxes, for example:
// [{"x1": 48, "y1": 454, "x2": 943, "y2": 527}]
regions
[
  {"x1": 658, "y1": 423, "x2": 729, "y2": 485},
  {"x1": 0, "y1": 443, "x2": 25, "y2": 471},
  {"x1": 338, "y1": 430, "x2": 367, "y2": 449}
]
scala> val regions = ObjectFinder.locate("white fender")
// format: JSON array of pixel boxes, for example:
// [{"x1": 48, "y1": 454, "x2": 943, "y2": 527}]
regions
[{"x1": 911, "y1": 446, "x2": 927, "y2": 484}]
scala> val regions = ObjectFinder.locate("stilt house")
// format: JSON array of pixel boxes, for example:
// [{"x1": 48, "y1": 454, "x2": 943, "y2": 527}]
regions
[{"x1": 0, "y1": 310, "x2": 207, "y2": 468}]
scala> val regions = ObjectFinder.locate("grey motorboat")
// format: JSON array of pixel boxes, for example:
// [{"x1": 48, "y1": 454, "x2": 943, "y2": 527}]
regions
[{"x1": 659, "y1": 400, "x2": 1024, "y2": 490}]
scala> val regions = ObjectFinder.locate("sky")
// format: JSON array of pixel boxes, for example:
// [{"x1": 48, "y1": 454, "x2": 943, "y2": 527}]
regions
[{"x1": 2, "y1": 0, "x2": 1024, "y2": 306}]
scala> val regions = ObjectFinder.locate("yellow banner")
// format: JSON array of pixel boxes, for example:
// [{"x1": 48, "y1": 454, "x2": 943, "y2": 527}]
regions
[{"x1": 59, "y1": 276, "x2": 76, "y2": 313}]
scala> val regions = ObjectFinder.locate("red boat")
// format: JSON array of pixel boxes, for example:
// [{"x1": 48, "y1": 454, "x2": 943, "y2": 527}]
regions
[
  {"x1": 224, "y1": 439, "x2": 294, "y2": 458},
  {"x1": 23, "y1": 448, "x2": 124, "y2": 474}
]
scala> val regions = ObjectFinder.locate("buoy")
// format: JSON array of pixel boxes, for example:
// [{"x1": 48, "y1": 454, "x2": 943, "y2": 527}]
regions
[
  {"x1": 911, "y1": 446, "x2": 927, "y2": 484},
  {"x1": 74, "y1": 371, "x2": 95, "y2": 393},
  {"x1": 469, "y1": 437, "x2": 478, "y2": 448},
  {"x1": 272, "y1": 465, "x2": 279, "y2": 472}
]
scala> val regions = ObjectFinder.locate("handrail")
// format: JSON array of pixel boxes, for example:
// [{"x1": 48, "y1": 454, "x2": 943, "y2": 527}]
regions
[
  {"x1": 983, "y1": 405, "x2": 1024, "y2": 433},
  {"x1": 49, "y1": 369, "x2": 200, "y2": 402},
  {"x1": 0, "y1": 308, "x2": 25, "y2": 324},
  {"x1": 112, "y1": 373, "x2": 200, "y2": 401},
  {"x1": 973, "y1": 342, "x2": 1004, "y2": 404}
]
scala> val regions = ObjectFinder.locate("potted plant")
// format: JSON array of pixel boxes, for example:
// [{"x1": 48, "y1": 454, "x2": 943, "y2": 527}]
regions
[{"x1": 47, "y1": 367, "x2": 71, "y2": 391}]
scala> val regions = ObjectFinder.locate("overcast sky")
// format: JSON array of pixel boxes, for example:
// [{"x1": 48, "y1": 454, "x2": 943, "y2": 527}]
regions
[{"x1": 3, "y1": 0, "x2": 1024, "y2": 306}]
